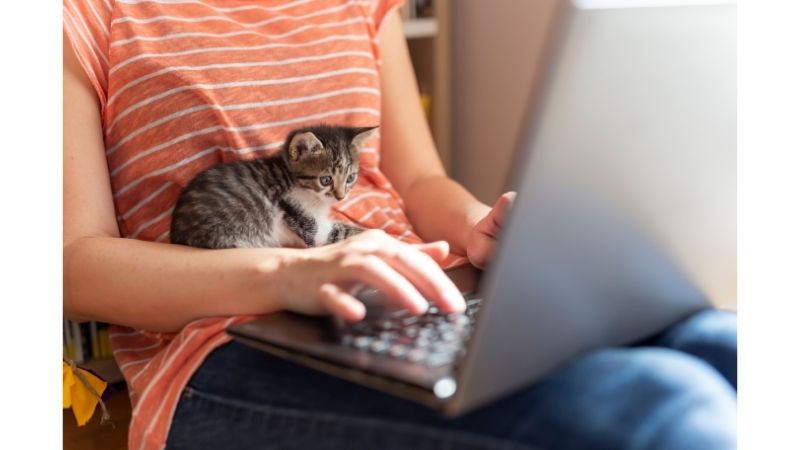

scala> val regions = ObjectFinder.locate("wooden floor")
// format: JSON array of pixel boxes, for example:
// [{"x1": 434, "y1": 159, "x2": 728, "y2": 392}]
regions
[{"x1": 63, "y1": 384, "x2": 131, "y2": 450}]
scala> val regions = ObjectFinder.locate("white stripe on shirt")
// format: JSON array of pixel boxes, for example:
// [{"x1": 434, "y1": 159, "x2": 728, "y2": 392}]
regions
[
  {"x1": 130, "y1": 207, "x2": 173, "y2": 239},
  {"x1": 119, "y1": 357, "x2": 152, "y2": 372},
  {"x1": 85, "y1": 0, "x2": 109, "y2": 39},
  {"x1": 112, "y1": 107, "x2": 380, "y2": 193},
  {"x1": 136, "y1": 322, "x2": 233, "y2": 450},
  {"x1": 336, "y1": 191, "x2": 393, "y2": 210},
  {"x1": 112, "y1": 2, "x2": 359, "y2": 28},
  {"x1": 64, "y1": 6, "x2": 109, "y2": 68},
  {"x1": 356, "y1": 206, "x2": 404, "y2": 223},
  {"x1": 106, "y1": 67, "x2": 377, "y2": 134},
  {"x1": 115, "y1": 146, "x2": 220, "y2": 198},
  {"x1": 116, "y1": 0, "x2": 312, "y2": 12},
  {"x1": 115, "y1": 140, "x2": 289, "y2": 201},
  {"x1": 109, "y1": 20, "x2": 367, "y2": 73},
  {"x1": 122, "y1": 182, "x2": 173, "y2": 220},
  {"x1": 107, "y1": 50, "x2": 374, "y2": 107},
  {"x1": 128, "y1": 327, "x2": 199, "y2": 390},
  {"x1": 113, "y1": 342, "x2": 164, "y2": 354},
  {"x1": 107, "y1": 86, "x2": 379, "y2": 155}
]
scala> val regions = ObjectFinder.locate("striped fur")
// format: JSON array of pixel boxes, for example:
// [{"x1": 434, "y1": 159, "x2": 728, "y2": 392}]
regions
[{"x1": 170, "y1": 124, "x2": 377, "y2": 249}]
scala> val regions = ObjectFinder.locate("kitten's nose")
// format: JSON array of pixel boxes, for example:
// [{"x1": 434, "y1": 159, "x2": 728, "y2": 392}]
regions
[{"x1": 334, "y1": 189, "x2": 345, "y2": 201}]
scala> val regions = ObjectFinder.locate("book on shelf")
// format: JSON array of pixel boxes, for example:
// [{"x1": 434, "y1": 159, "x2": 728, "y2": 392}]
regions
[
  {"x1": 399, "y1": 0, "x2": 434, "y2": 22},
  {"x1": 63, "y1": 319, "x2": 114, "y2": 364}
]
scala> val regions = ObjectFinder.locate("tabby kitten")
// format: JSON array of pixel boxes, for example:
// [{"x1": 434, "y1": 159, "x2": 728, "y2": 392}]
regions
[{"x1": 170, "y1": 125, "x2": 378, "y2": 249}]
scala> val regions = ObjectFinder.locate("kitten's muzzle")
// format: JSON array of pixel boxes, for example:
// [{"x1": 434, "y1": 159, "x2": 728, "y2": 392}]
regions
[{"x1": 333, "y1": 186, "x2": 347, "y2": 201}]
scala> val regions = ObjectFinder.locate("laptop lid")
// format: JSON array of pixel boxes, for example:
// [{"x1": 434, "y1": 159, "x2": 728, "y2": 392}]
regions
[{"x1": 447, "y1": 0, "x2": 736, "y2": 415}]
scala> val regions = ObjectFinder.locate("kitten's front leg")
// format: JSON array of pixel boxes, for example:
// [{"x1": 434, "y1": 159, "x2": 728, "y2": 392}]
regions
[{"x1": 326, "y1": 222, "x2": 365, "y2": 244}]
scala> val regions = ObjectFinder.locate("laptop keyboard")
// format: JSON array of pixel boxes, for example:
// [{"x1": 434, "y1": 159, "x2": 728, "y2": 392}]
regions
[{"x1": 336, "y1": 296, "x2": 483, "y2": 368}]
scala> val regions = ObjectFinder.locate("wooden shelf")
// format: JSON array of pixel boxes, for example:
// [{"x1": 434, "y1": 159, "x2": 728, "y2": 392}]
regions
[
  {"x1": 403, "y1": 18, "x2": 439, "y2": 39},
  {"x1": 81, "y1": 358, "x2": 125, "y2": 385},
  {"x1": 403, "y1": 0, "x2": 451, "y2": 173}
]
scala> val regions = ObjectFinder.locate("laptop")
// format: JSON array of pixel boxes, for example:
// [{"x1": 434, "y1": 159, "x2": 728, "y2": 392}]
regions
[{"x1": 227, "y1": 0, "x2": 736, "y2": 417}]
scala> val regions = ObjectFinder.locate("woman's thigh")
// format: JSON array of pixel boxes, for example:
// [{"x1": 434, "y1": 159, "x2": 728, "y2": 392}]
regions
[
  {"x1": 166, "y1": 341, "x2": 533, "y2": 450},
  {"x1": 166, "y1": 326, "x2": 736, "y2": 450},
  {"x1": 642, "y1": 309, "x2": 737, "y2": 388}
]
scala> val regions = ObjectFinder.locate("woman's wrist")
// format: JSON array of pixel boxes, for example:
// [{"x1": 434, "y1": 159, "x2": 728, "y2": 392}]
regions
[
  {"x1": 229, "y1": 247, "x2": 308, "y2": 317},
  {"x1": 402, "y1": 175, "x2": 491, "y2": 255}
]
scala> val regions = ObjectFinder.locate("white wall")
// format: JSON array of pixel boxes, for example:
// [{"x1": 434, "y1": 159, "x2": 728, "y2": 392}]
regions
[{"x1": 450, "y1": 0, "x2": 562, "y2": 204}]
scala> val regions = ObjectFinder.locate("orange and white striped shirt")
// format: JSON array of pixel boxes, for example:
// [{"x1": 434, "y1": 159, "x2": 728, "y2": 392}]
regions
[{"x1": 64, "y1": 1, "x2": 465, "y2": 449}]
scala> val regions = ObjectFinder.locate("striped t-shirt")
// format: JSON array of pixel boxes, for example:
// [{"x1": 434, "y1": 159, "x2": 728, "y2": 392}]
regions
[{"x1": 64, "y1": 1, "x2": 465, "y2": 449}]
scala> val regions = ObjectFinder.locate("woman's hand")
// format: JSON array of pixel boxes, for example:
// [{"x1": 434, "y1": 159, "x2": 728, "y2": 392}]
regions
[
  {"x1": 277, "y1": 230, "x2": 466, "y2": 322},
  {"x1": 465, "y1": 192, "x2": 516, "y2": 269}
]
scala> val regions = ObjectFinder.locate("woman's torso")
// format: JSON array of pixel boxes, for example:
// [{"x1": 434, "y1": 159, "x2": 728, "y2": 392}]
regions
[
  {"x1": 103, "y1": 0, "x2": 414, "y2": 242},
  {"x1": 64, "y1": 1, "x2": 463, "y2": 448}
]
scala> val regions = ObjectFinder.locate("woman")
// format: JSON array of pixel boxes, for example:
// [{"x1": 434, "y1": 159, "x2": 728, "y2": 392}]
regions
[{"x1": 63, "y1": 1, "x2": 736, "y2": 449}]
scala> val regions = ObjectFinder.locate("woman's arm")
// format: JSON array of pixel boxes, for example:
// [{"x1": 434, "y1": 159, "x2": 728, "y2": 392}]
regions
[
  {"x1": 63, "y1": 37, "x2": 463, "y2": 332},
  {"x1": 63, "y1": 36, "x2": 295, "y2": 331},
  {"x1": 377, "y1": 12, "x2": 514, "y2": 267}
]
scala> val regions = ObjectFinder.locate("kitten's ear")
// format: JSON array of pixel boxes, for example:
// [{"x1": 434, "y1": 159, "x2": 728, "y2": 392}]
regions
[
  {"x1": 350, "y1": 126, "x2": 379, "y2": 151},
  {"x1": 288, "y1": 132, "x2": 324, "y2": 161}
]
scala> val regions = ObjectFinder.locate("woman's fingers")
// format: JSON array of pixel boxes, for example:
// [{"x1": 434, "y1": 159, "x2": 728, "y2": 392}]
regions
[
  {"x1": 380, "y1": 242, "x2": 465, "y2": 313},
  {"x1": 413, "y1": 240, "x2": 450, "y2": 263},
  {"x1": 326, "y1": 231, "x2": 464, "y2": 318},
  {"x1": 487, "y1": 191, "x2": 516, "y2": 236},
  {"x1": 467, "y1": 233, "x2": 494, "y2": 269},
  {"x1": 318, "y1": 283, "x2": 365, "y2": 322},
  {"x1": 343, "y1": 254, "x2": 430, "y2": 315}
]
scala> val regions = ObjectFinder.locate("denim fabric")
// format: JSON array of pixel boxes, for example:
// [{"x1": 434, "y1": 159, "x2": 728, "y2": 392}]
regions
[{"x1": 165, "y1": 309, "x2": 736, "y2": 450}]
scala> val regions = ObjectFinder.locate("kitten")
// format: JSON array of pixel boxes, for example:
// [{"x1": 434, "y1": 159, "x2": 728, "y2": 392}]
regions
[{"x1": 170, "y1": 124, "x2": 378, "y2": 249}]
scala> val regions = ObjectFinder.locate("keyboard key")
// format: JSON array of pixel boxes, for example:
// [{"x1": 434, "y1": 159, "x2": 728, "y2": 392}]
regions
[
  {"x1": 419, "y1": 328, "x2": 435, "y2": 338},
  {"x1": 425, "y1": 352, "x2": 455, "y2": 367},
  {"x1": 389, "y1": 344, "x2": 409, "y2": 358},
  {"x1": 407, "y1": 348, "x2": 428, "y2": 362},
  {"x1": 415, "y1": 336, "x2": 430, "y2": 348},
  {"x1": 441, "y1": 331, "x2": 457, "y2": 342},
  {"x1": 379, "y1": 331, "x2": 397, "y2": 340},
  {"x1": 370, "y1": 340, "x2": 389, "y2": 354},
  {"x1": 353, "y1": 336, "x2": 372, "y2": 349}
]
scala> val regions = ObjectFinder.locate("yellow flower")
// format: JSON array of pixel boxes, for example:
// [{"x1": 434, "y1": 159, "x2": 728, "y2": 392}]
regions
[{"x1": 62, "y1": 360, "x2": 109, "y2": 427}]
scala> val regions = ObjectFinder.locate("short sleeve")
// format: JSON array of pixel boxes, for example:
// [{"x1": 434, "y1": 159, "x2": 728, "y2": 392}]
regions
[
  {"x1": 372, "y1": 0, "x2": 406, "y2": 35},
  {"x1": 63, "y1": 0, "x2": 113, "y2": 111}
]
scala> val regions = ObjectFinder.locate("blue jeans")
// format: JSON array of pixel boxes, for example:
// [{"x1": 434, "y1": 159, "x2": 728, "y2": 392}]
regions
[{"x1": 165, "y1": 309, "x2": 736, "y2": 450}]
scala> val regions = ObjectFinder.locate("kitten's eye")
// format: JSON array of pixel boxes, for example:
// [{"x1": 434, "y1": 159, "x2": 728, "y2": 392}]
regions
[
  {"x1": 319, "y1": 176, "x2": 333, "y2": 186},
  {"x1": 346, "y1": 173, "x2": 357, "y2": 184}
]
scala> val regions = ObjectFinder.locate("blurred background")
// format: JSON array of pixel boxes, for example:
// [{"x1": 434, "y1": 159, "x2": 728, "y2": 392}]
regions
[{"x1": 402, "y1": 0, "x2": 561, "y2": 205}]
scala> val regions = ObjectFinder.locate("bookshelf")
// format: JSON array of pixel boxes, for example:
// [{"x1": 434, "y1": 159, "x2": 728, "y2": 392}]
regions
[
  {"x1": 403, "y1": 17, "x2": 438, "y2": 39},
  {"x1": 82, "y1": 358, "x2": 124, "y2": 385},
  {"x1": 64, "y1": 320, "x2": 124, "y2": 384},
  {"x1": 401, "y1": 0, "x2": 452, "y2": 173}
]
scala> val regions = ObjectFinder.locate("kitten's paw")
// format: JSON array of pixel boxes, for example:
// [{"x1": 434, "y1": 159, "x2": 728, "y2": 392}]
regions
[{"x1": 326, "y1": 222, "x2": 365, "y2": 244}]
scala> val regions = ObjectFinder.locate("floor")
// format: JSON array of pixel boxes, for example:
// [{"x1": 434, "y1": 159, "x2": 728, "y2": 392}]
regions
[{"x1": 63, "y1": 383, "x2": 131, "y2": 450}]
